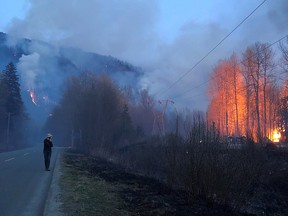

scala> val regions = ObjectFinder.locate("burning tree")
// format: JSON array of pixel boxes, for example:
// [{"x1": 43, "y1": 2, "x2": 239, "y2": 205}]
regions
[
  {"x1": 208, "y1": 53, "x2": 246, "y2": 138},
  {"x1": 242, "y1": 43, "x2": 276, "y2": 143},
  {"x1": 208, "y1": 42, "x2": 279, "y2": 144}
]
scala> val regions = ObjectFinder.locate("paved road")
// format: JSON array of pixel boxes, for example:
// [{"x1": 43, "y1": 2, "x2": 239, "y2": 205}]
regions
[{"x1": 0, "y1": 146, "x2": 60, "y2": 216}]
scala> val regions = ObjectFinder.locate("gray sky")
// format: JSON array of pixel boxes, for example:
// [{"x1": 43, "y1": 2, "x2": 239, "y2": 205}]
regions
[{"x1": 1, "y1": 0, "x2": 288, "y2": 111}]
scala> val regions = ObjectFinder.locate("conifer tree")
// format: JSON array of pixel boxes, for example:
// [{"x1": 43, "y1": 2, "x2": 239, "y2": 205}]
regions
[
  {"x1": 0, "y1": 73, "x2": 7, "y2": 113},
  {"x1": 2, "y1": 62, "x2": 24, "y2": 116},
  {"x1": 120, "y1": 103, "x2": 133, "y2": 138},
  {"x1": 0, "y1": 62, "x2": 25, "y2": 149},
  {"x1": 0, "y1": 74, "x2": 7, "y2": 142}
]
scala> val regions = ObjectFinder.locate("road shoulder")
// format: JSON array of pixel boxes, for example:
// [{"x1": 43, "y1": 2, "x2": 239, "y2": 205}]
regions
[{"x1": 43, "y1": 149, "x2": 64, "y2": 216}]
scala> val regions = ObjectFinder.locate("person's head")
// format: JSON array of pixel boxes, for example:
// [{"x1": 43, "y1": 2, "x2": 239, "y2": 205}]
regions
[{"x1": 47, "y1": 133, "x2": 52, "y2": 140}]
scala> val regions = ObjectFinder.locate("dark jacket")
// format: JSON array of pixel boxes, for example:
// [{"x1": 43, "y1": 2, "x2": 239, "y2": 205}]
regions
[{"x1": 43, "y1": 138, "x2": 53, "y2": 152}]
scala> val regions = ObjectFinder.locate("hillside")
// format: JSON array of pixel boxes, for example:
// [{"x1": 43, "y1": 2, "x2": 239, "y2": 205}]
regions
[{"x1": 0, "y1": 32, "x2": 143, "y2": 124}]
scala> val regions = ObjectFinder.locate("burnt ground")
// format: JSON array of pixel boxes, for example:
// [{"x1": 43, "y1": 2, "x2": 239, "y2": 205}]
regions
[
  {"x1": 240, "y1": 150, "x2": 288, "y2": 215},
  {"x1": 63, "y1": 151, "x2": 255, "y2": 216}
]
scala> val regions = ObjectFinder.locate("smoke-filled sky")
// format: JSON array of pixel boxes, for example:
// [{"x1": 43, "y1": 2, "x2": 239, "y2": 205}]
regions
[{"x1": 1, "y1": 0, "x2": 288, "y2": 111}]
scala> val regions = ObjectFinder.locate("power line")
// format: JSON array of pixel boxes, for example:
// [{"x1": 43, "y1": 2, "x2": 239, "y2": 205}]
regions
[
  {"x1": 155, "y1": 0, "x2": 268, "y2": 98},
  {"x1": 170, "y1": 80, "x2": 208, "y2": 100},
  {"x1": 172, "y1": 34, "x2": 288, "y2": 101}
]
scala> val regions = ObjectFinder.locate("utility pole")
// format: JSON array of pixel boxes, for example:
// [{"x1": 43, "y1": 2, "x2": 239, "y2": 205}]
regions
[
  {"x1": 6, "y1": 112, "x2": 11, "y2": 150},
  {"x1": 71, "y1": 129, "x2": 74, "y2": 148},
  {"x1": 226, "y1": 111, "x2": 229, "y2": 144}
]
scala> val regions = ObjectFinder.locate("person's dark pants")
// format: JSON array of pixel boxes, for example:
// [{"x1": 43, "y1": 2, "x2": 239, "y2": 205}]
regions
[{"x1": 44, "y1": 151, "x2": 52, "y2": 170}]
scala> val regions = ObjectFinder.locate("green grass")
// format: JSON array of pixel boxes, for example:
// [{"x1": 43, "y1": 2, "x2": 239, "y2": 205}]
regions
[{"x1": 59, "y1": 153, "x2": 130, "y2": 216}]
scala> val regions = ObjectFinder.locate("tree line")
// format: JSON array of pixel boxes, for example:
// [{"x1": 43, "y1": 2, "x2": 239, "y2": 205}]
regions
[
  {"x1": 44, "y1": 72, "x2": 154, "y2": 153},
  {"x1": 44, "y1": 40, "x2": 288, "y2": 160},
  {"x1": 208, "y1": 41, "x2": 288, "y2": 144}
]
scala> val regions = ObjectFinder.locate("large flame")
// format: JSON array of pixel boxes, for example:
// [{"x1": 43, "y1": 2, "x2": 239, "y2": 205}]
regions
[
  {"x1": 28, "y1": 89, "x2": 37, "y2": 105},
  {"x1": 272, "y1": 130, "x2": 281, "y2": 143}
]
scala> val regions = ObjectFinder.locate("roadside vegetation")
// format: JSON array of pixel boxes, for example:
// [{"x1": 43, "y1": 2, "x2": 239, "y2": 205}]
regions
[{"x1": 59, "y1": 150, "x2": 248, "y2": 216}]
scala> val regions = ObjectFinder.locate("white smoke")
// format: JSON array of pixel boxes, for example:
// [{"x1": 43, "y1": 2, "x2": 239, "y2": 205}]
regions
[
  {"x1": 17, "y1": 52, "x2": 41, "y2": 90},
  {"x1": 6, "y1": 0, "x2": 288, "y2": 111}
]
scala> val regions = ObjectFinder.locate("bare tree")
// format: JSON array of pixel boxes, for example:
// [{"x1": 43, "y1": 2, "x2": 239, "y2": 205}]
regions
[
  {"x1": 279, "y1": 39, "x2": 288, "y2": 72},
  {"x1": 47, "y1": 72, "x2": 127, "y2": 154},
  {"x1": 241, "y1": 48, "x2": 255, "y2": 140},
  {"x1": 242, "y1": 43, "x2": 276, "y2": 143},
  {"x1": 257, "y1": 43, "x2": 275, "y2": 139},
  {"x1": 208, "y1": 55, "x2": 245, "y2": 137},
  {"x1": 242, "y1": 45, "x2": 263, "y2": 143}
]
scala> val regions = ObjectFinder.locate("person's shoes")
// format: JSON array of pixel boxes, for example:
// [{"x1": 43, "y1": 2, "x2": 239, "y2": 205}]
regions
[{"x1": 46, "y1": 169, "x2": 50, "y2": 171}]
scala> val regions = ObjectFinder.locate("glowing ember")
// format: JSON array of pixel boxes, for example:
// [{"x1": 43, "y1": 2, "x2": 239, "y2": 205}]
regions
[
  {"x1": 272, "y1": 130, "x2": 281, "y2": 143},
  {"x1": 29, "y1": 89, "x2": 37, "y2": 105}
]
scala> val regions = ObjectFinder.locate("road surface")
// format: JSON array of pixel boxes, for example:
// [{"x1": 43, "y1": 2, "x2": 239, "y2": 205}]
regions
[{"x1": 0, "y1": 146, "x2": 60, "y2": 216}]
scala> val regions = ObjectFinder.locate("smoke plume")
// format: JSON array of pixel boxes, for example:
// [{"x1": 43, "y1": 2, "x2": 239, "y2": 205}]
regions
[{"x1": 6, "y1": 0, "x2": 288, "y2": 111}]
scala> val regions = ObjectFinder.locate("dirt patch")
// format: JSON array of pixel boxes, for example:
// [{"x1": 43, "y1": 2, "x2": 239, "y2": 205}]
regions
[{"x1": 61, "y1": 150, "x2": 248, "y2": 215}]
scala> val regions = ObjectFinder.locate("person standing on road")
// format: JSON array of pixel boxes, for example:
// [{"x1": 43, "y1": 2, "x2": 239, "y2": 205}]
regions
[{"x1": 43, "y1": 133, "x2": 53, "y2": 171}]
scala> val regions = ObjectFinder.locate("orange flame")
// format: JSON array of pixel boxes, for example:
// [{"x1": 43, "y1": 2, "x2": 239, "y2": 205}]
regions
[
  {"x1": 29, "y1": 89, "x2": 37, "y2": 105},
  {"x1": 272, "y1": 130, "x2": 281, "y2": 143}
]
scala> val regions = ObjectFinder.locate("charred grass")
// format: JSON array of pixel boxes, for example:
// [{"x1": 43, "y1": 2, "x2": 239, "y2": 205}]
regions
[
  {"x1": 59, "y1": 150, "x2": 246, "y2": 216},
  {"x1": 59, "y1": 152, "x2": 130, "y2": 216}
]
